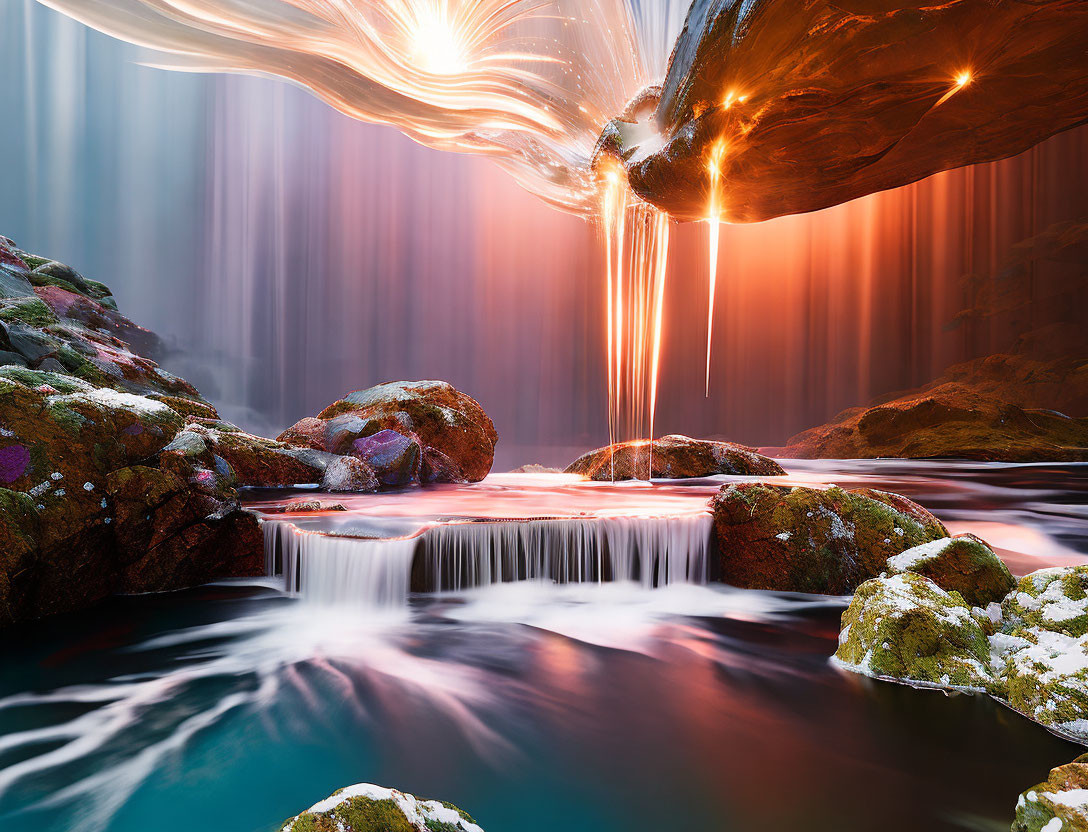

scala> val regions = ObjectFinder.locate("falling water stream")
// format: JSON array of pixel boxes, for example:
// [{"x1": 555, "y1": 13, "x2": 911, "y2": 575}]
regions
[{"x1": 1, "y1": 461, "x2": 1084, "y2": 832}]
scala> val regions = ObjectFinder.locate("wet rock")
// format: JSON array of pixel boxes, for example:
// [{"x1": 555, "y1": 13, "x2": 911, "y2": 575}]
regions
[
  {"x1": 567, "y1": 434, "x2": 784, "y2": 481},
  {"x1": 280, "y1": 783, "x2": 483, "y2": 832},
  {"x1": 278, "y1": 380, "x2": 496, "y2": 483},
  {"x1": 166, "y1": 420, "x2": 331, "y2": 487},
  {"x1": 321, "y1": 455, "x2": 380, "y2": 493},
  {"x1": 885, "y1": 534, "x2": 1015, "y2": 608},
  {"x1": 710, "y1": 483, "x2": 947, "y2": 594},
  {"x1": 832, "y1": 572, "x2": 995, "y2": 690},
  {"x1": 106, "y1": 465, "x2": 262, "y2": 592},
  {"x1": 606, "y1": 0, "x2": 1088, "y2": 222},
  {"x1": 773, "y1": 385, "x2": 1088, "y2": 462},
  {"x1": 282, "y1": 499, "x2": 347, "y2": 513},
  {"x1": 352, "y1": 428, "x2": 421, "y2": 487},
  {"x1": 1012, "y1": 753, "x2": 1088, "y2": 832}
]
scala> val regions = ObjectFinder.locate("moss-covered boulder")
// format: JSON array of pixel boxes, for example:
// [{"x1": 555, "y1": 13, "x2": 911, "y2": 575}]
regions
[
  {"x1": 1003, "y1": 567, "x2": 1088, "y2": 638},
  {"x1": 711, "y1": 483, "x2": 948, "y2": 594},
  {"x1": 1013, "y1": 753, "x2": 1088, "y2": 832},
  {"x1": 885, "y1": 533, "x2": 1015, "y2": 607},
  {"x1": 832, "y1": 572, "x2": 996, "y2": 690},
  {"x1": 992, "y1": 568, "x2": 1088, "y2": 740},
  {"x1": 278, "y1": 380, "x2": 496, "y2": 484},
  {"x1": 565, "y1": 434, "x2": 785, "y2": 481},
  {"x1": 280, "y1": 784, "x2": 483, "y2": 832}
]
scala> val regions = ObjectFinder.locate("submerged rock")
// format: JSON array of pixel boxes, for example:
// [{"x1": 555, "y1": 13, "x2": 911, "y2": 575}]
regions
[
  {"x1": 832, "y1": 572, "x2": 995, "y2": 690},
  {"x1": 279, "y1": 380, "x2": 496, "y2": 485},
  {"x1": 1013, "y1": 753, "x2": 1088, "y2": 832},
  {"x1": 885, "y1": 534, "x2": 1015, "y2": 608},
  {"x1": 352, "y1": 428, "x2": 421, "y2": 487},
  {"x1": 711, "y1": 483, "x2": 947, "y2": 594},
  {"x1": 280, "y1": 784, "x2": 483, "y2": 832},
  {"x1": 566, "y1": 434, "x2": 784, "y2": 481}
]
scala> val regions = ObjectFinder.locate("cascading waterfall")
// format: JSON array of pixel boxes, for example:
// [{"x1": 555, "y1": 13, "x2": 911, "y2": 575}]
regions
[
  {"x1": 263, "y1": 522, "x2": 419, "y2": 607},
  {"x1": 263, "y1": 512, "x2": 712, "y2": 606}
]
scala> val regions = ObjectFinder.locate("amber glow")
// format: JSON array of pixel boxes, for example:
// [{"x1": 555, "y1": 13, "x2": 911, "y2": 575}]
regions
[{"x1": 934, "y1": 68, "x2": 974, "y2": 107}]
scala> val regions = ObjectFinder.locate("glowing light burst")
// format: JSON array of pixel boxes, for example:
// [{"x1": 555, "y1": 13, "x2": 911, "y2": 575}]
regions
[
  {"x1": 600, "y1": 165, "x2": 670, "y2": 476},
  {"x1": 704, "y1": 138, "x2": 726, "y2": 397},
  {"x1": 934, "y1": 68, "x2": 974, "y2": 107},
  {"x1": 37, "y1": 0, "x2": 680, "y2": 213}
]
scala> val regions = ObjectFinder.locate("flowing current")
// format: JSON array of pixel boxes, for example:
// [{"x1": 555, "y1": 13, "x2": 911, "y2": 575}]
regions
[{"x1": 1, "y1": 461, "x2": 1086, "y2": 832}]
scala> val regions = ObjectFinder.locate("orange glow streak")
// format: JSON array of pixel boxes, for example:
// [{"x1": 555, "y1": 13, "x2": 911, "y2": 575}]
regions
[
  {"x1": 934, "y1": 69, "x2": 973, "y2": 107},
  {"x1": 704, "y1": 139, "x2": 726, "y2": 397},
  {"x1": 598, "y1": 167, "x2": 670, "y2": 477},
  {"x1": 647, "y1": 211, "x2": 670, "y2": 477}
]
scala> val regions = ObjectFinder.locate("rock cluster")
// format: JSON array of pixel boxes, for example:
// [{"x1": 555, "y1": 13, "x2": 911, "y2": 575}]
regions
[
  {"x1": 834, "y1": 562, "x2": 1088, "y2": 744},
  {"x1": 280, "y1": 784, "x2": 483, "y2": 832},
  {"x1": 0, "y1": 238, "x2": 497, "y2": 624},
  {"x1": 278, "y1": 379, "x2": 497, "y2": 487},
  {"x1": 567, "y1": 434, "x2": 784, "y2": 481}
]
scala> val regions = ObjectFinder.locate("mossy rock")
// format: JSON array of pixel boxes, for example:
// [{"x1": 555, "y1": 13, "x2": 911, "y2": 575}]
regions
[
  {"x1": 280, "y1": 785, "x2": 483, "y2": 832},
  {"x1": 1012, "y1": 753, "x2": 1088, "y2": 832},
  {"x1": 565, "y1": 434, "x2": 785, "y2": 481},
  {"x1": 833, "y1": 572, "x2": 995, "y2": 690},
  {"x1": 1004, "y1": 567, "x2": 1088, "y2": 638},
  {"x1": 998, "y1": 625, "x2": 1088, "y2": 739},
  {"x1": 885, "y1": 533, "x2": 1015, "y2": 607},
  {"x1": 711, "y1": 483, "x2": 948, "y2": 594}
]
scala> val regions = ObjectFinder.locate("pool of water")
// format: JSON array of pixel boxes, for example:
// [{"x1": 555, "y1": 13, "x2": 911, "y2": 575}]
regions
[{"x1": 1, "y1": 461, "x2": 1086, "y2": 832}]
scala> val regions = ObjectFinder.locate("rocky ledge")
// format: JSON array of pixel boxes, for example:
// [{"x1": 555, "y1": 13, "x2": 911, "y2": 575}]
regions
[
  {"x1": 566, "y1": 434, "x2": 784, "y2": 481},
  {"x1": 0, "y1": 238, "x2": 496, "y2": 624},
  {"x1": 280, "y1": 784, "x2": 482, "y2": 832}
]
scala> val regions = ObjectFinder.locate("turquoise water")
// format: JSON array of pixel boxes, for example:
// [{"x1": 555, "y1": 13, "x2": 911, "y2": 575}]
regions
[{"x1": 1, "y1": 462, "x2": 1086, "y2": 831}]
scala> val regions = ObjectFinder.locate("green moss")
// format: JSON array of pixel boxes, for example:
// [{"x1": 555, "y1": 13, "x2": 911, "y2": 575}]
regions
[
  {"x1": 424, "y1": 820, "x2": 461, "y2": 832},
  {"x1": 0, "y1": 297, "x2": 59, "y2": 329},
  {"x1": 0, "y1": 366, "x2": 91, "y2": 394},
  {"x1": 886, "y1": 534, "x2": 1015, "y2": 607},
  {"x1": 46, "y1": 400, "x2": 88, "y2": 434},
  {"x1": 333, "y1": 797, "x2": 415, "y2": 832},
  {"x1": 281, "y1": 812, "x2": 336, "y2": 832},
  {"x1": 53, "y1": 346, "x2": 109, "y2": 386},
  {"x1": 1003, "y1": 567, "x2": 1088, "y2": 637},
  {"x1": 834, "y1": 572, "x2": 995, "y2": 689},
  {"x1": 16, "y1": 253, "x2": 50, "y2": 270}
]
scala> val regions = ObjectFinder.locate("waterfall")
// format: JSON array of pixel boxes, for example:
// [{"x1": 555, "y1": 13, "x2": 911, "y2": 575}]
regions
[
  {"x1": 419, "y1": 515, "x2": 711, "y2": 591},
  {"x1": 262, "y1": 513, "x2": 713, "y2": 606},
  {"x1": 262, "y1": 522, "x2": 419, "y2": 608}
]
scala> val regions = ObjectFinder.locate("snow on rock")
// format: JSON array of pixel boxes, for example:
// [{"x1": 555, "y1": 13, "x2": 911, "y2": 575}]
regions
[
  {"x1": 884, "y1": 533, "x2": 1014, "y2": 607},
  {"x1": 1013, "y1": 753, "x2": 1088, "y2": 832},
  {"x1": 280, "y1": 783, "x2": 484, "y2": 832},
  {"x1": 832, "y1": 572, "x2": 995, "y2": 691}
]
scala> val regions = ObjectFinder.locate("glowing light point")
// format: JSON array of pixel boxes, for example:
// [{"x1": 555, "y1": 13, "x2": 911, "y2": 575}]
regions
[
  {"x1": 413, "y1": 14, "x2": 468, "y2": 75},
  {"x1": 956, "y1": 70, "x2": 972, "y2": 88}
]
